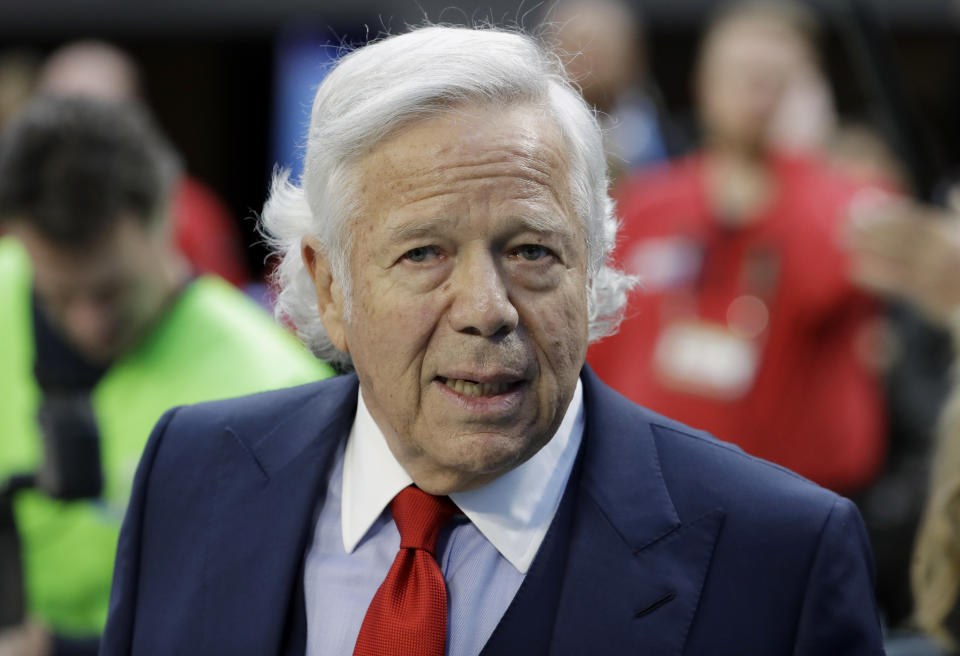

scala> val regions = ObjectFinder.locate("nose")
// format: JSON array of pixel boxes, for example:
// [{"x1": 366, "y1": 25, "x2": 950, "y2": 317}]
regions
[{"x1": 448, "y1": 249, "x2": 519, "y2": 338}]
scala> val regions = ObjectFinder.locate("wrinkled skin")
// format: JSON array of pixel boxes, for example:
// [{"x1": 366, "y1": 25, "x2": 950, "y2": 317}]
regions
[{"x1": 303, "y1": 104, "x2": 590, "y2": 494}]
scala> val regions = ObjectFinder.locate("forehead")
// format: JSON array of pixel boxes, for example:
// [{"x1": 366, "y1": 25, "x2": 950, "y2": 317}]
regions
[
  {"x1": 704, "y1": 18, "x2": 810, "y2": 71},
  {"x1": 352, "y1": 104, "x2": 573, "y2": 221}
]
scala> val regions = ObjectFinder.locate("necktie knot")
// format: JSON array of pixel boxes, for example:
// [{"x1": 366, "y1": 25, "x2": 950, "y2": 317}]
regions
[
  {"x1": 390, "y1": 485, "x2": 458, "y2": 556},
  {"x1": 354, "y1": 485, "x2": 458, "y2": 656}
]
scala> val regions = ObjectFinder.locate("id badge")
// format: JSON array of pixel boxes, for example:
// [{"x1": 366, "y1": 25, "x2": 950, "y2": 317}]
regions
[{"x1": 653, "y1": 320, "x2": 760, "y2": 400}]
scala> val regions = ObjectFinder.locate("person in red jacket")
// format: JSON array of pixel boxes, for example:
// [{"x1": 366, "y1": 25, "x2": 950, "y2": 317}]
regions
[{"x1": 588, "y1": 0, "x2": 886, "y2": 495}]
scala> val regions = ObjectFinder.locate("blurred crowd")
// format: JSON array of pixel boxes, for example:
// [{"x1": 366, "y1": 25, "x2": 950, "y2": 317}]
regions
[
  {"x1": 2, "y1": 0, "x2": 960, "y2": 654},
  {"x1": 0, "y1": 38, "x2": 333, "y2": 656}
]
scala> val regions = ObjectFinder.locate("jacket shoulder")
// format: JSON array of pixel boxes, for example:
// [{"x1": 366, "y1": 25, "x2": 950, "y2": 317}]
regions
[
  {"x1": 583, "y1": 369, "x2": 844, "y2": 527},
  {"x1": 580, "y1": 371, "x2": 882, "y2": 653},
  {"x1": 649, "y1": 405, "x2": 841, "y2": 516},
  {"x1": 147, "y1": 374, "x2": 357, "y2": 469},
  {"x1": 166, "y1": 374, "x2": 355, "y2": 436}
]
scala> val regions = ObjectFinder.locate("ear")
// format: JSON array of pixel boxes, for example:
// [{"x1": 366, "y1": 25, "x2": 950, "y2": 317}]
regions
[{"x1": 301, "y1": 236, "x2": 349, "y2": 353}]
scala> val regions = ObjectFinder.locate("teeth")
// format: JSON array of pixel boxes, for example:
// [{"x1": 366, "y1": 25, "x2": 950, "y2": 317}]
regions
[{"x1": 443, "y1": 378, "x2": 511, "y2": 397}]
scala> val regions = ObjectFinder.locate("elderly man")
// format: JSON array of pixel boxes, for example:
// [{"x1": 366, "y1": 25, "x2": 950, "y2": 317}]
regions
[{"x1": 101, "y1": 26, "x2": 882, "y2": 655}]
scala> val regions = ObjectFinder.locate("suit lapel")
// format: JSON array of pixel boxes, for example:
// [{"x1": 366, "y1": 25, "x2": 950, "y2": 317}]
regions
[
  {"x1": 483, "y1": 368, "x2": 724, "y2": 655},
  {"x1": 200, "y1": 375, "x2": 359, "y2": 654},
  {"x1": 549, "y1": 498, "x2": 723, "y2": 654},
  {"x1": 194, "y1": 368, "x2": 722, "y2": 653},
  {"x1": 479, "y1": 448, "x2": 582, "y2": 655}
]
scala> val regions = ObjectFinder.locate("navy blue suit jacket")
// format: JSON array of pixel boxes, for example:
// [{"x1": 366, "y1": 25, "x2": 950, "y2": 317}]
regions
[{"x1": 101, "y1": 368, "x2": 884, "y2": 655}]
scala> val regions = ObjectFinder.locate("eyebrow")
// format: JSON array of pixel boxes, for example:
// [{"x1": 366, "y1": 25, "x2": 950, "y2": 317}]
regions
[
  {"x1": 388, "y1": 213, "x2": 573, "y2": 243},
  {"x1": 388, "y1": 216, "x2": 462, "y2": 243}
]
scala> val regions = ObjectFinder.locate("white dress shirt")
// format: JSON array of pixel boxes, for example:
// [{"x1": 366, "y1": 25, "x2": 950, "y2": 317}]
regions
[{"x1": 304, "y1": 379, "x2": 584, "y2": 655}]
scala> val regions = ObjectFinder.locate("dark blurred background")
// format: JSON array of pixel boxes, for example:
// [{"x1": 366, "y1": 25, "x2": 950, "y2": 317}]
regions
[{"x1": 3, "y1": 0, "x2": 957, "y2": 279}]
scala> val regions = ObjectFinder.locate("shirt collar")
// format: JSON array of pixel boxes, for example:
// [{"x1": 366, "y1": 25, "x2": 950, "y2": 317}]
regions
[{"x1": 341, "y1": 379, "x2": 584, "y2": 574}]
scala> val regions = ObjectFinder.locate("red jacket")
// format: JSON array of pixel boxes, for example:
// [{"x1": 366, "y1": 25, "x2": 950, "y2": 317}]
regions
[{"x1": 589, "y1": 152, "x2": 886, "y2": 494}]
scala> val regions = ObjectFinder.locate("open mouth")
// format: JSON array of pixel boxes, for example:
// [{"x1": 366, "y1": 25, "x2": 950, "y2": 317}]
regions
[{"x1": 435, "y1": 376, "x2": 524, "y2": 398}]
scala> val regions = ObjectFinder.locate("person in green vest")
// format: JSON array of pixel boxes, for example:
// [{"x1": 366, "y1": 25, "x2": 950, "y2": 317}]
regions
[{"x1": 0, "y1": 97, "x2": 333, "y2": 655}]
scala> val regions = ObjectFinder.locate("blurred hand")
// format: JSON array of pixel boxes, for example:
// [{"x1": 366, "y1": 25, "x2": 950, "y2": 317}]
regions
[
  {"x1": 0, "y1": 622, "x2": 51, "y2": 656},
  {"x1": 847, "y1": 194, "x2": 960, "y2": 327}
]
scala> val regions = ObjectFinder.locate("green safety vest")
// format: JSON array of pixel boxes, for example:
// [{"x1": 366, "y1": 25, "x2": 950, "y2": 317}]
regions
[{"x1": 0, "y1": 237, "x2": 334, "y2": 637}]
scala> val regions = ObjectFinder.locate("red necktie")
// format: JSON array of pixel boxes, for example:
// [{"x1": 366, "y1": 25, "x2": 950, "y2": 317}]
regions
[{"x1": 353, "y1": 485, "x2": 458, "y2": 656}]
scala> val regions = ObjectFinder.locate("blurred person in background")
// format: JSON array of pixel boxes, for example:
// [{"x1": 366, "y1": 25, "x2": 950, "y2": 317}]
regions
[
  {"x1": 910, "y1": 374, "x2": 960, "y2": 656},
  {"x1": 588, "y1": 0, "x2": 886, "y2": 496},
  {"x1": 37, "y1": 39, "x2": 252, "y2": 289},
  {"x1": 763, "y1": 17, "x2": 837, "y2": 157},
  {"x1": 835, "y1": 124, "x2": 948, "y2": 629},
  {"x1": 760, "y1": 0, "x2": 950, "y2": 623},
  {"x1": 846, "y1": 199, "x2": 960, "y2": 654},
  {"x1": 0, "y1": 97, "x2": 331, "y2": 655},
  {"x1": 829, "y1": 123, "x2": 909, "y2": 191},
  {"x1": 547, "y1": 0, "x2": 679, "y2": 180},
  {"x1": 911, "y1": 325, "x2": 960, "y2": 655}
]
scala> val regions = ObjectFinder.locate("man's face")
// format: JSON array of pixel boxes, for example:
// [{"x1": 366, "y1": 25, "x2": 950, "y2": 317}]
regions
[
  {"x1": 10, "y1": 217, "x2": 174, "y2": 364},
  {"x1": 305, "y1": 104, "x2": 589, "y2": 494}
]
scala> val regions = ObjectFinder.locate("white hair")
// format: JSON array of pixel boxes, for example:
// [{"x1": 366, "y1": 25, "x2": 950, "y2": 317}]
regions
[{"x1": 261, "y1": 25, "x2": 637, "y2": 369}]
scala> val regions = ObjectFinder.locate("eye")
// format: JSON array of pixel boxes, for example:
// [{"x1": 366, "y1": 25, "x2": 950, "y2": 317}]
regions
[
  {"x1": 403, "y1": 246, "x2": 440, "y2": 263},
  {"x1": 513, "y1": 244, "x2": 552, "y2": 261}
]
